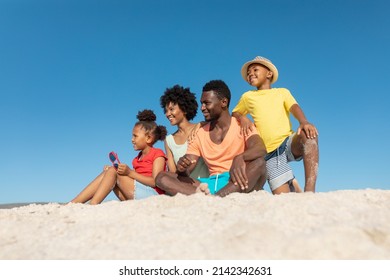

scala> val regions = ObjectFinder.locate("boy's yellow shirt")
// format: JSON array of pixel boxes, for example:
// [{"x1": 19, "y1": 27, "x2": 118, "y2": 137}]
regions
[{"x1": 232, "y1": 88, "x2": 297, "y2": 153}]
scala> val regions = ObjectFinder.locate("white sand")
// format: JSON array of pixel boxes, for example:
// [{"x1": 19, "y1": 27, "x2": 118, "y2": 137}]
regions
[{"x1": 1, "y1": 189, "x2": 390, "y2": 260}]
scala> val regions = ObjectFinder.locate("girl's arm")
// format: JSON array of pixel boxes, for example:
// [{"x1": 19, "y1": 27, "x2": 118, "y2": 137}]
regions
[
  {"x1": 164, "y1": 140, "x2": 177, "y2": 173},
  {"x1": 127, "y1": 156, "x2": 166, "y2": 187},
  {"x1": 290, "y1": 104, "x2": 319, "y2": 139}
]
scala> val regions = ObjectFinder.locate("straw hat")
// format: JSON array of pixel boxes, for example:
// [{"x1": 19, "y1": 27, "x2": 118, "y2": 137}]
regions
[{"x1": 241, "y1": 56, "x2": 278, "y2": 84}]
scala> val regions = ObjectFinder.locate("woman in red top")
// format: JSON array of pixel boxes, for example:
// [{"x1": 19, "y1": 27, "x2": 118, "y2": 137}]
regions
[{"x1": 70, "y1": 110, "x2": 167, "y2": 205}]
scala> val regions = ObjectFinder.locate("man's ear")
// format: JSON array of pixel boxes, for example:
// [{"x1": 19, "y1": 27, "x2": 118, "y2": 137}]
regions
[
  {"x1": 267, "y1": 71, "x2": 273, "y2": 80},
  {"x1": 221, "y1": 97, "x2": 228, "y2": 108}
]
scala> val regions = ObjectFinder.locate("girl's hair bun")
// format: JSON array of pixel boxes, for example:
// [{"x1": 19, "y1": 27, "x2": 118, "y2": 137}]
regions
[{"x1": 136, "y1": 109, "x2": 156, "y2": 122}]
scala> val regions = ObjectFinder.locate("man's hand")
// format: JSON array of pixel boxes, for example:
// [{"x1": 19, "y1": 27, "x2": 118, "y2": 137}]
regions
[
  {"x1": 176, "y1": 155, "x2": 196, "y2": 173},
  {"x1": 229, "y1": 154, "x2": 248, "y2": 190}
]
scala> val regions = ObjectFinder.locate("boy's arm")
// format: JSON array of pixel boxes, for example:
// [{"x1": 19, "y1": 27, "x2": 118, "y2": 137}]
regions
[
  {"x1": 290, "y1": 104, "x2": 319, "y2": 139},
  {"x1": 232, "y1": 111, "x2": 256, "y2": 136}
]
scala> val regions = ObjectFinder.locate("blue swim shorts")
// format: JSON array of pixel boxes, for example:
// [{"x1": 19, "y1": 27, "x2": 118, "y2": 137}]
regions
[
  {"x1": 198, "y1": 172, "x2": 230, "y2": 195},
  {"x1": 134, "y1": 180, "x2": 159, "y2": 200}
]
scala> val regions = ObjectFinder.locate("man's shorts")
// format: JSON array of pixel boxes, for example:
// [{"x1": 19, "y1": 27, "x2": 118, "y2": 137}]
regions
[
  {"x1": 134, "y1": 180, "x2": 159, "y2": 200},
  {"x1": 198, "y1": 172, "x2": 230, "y2": 195},
  {"x1": 265, "y1": 133, "x2": 302, "y2": 191}
]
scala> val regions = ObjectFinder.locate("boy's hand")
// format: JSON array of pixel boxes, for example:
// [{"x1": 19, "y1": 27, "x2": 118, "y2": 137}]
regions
[
  {"x1": 238, "y1": 115, "x2": 256, "y2": 137},
  {"x1": 187, "y1": 123, "x2": 200, "y2": 144},
  {"x1": 297, "y1": 122, "x2": 319, "y2": 139}
]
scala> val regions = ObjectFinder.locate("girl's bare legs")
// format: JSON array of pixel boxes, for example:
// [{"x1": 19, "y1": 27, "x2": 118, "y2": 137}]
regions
[
  {"x1": 89, "y1": 167, "x2": 118, "y2": 205},
  {"x1": 114, "y1": 175, "x2": 135, "y2": 200},
  {"x1": 71, "y1": 166, "x2": 136, "y2": 204},
  {"x1": 113, "y1": 186, "x2": 127, "y2": 201},
  {"x1": 71, "y1": 169, "x2": 107, "y2": 203}
]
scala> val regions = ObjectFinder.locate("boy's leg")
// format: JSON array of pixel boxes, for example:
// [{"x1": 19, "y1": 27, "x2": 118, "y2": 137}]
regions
[
  {"x1": 292, "y1": 178, "x2": 303, "y2": 193},
  {"x1": 272, "y1": 179, "x2": 302, "y2": 194},
  {"x1": 155, "y1": 171, "x2": 200, "y2": 195},
  {"x1": 290, "y1": 133, "x2": 319, "y2": 192},
  {"x1": 272, "y1": 183, "x2": 291, "y2": 194}
]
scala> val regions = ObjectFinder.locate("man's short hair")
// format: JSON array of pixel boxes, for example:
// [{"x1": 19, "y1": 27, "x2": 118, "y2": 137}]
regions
[{"x1": 202, "y1": 80, "x2": 231, "y2": 107}]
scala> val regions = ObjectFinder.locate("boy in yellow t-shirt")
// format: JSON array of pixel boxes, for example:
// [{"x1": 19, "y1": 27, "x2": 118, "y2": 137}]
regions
[{"x1": 232, "y1": 56, "x2": 319, "y2": 194}]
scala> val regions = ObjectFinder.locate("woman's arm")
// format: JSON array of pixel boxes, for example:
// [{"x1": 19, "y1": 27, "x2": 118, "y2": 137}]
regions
[{"x1": 164, "y1": 139, "x2": 177, "y2": 173}]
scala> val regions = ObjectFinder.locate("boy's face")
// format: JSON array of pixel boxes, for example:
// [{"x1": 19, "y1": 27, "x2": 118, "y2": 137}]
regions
[
  {"x1": 247, "y1": 63, "x2": 273, "y2": 88},
  {"x1": 200, "y1": 90, "x2": 225, "y2": 122}
]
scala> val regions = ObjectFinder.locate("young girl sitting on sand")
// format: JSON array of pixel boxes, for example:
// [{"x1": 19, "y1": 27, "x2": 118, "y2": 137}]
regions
[{"x1": 70, "y1": 109, "x2": 167, "y2": 205}]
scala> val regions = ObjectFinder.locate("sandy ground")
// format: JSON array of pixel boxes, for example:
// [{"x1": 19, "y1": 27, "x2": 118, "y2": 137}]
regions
[{"x1": 1, "y1": 189, "x2": 390, "y2": 260}]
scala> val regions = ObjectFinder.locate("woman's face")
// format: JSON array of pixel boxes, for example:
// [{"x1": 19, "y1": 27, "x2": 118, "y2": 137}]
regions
[{"x1": 165, "y1": 102, "x2": 186, "y2": 126}]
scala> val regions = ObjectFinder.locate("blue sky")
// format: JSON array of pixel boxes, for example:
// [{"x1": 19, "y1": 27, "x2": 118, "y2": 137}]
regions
[{"x1": 1, "y1": 0, "x2": 389, "y2": 204}]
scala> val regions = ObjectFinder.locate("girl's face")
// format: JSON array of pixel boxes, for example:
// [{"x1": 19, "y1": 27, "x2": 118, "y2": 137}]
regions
[
  {"x1": 165, "y1": 102, "x2": 186, "y2": 126},
  {"x1": 131, "y1": 125, "x2": 150, "y2": 151}
]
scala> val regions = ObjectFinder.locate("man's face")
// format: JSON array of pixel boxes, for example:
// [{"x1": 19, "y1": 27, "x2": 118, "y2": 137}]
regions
[{"x1": 200, "y1": 90, "x2": 223, "y2": 122}]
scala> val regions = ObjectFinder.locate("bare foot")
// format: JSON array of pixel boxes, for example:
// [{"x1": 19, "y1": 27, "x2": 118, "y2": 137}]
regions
[{"x1": 195, "y1": 183, "x2": 211, "y2": 195}]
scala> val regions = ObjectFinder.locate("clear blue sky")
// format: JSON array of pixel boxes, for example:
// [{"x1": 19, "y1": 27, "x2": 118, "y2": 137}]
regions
[{"x1": 1, "y1": 0, "x2": 389, "y2": 204}]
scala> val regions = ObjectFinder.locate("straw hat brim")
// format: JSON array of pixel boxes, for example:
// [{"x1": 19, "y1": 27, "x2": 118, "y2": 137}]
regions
[{"x1": 241, "y1": 58, "x2": 278, "y2": 84}]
